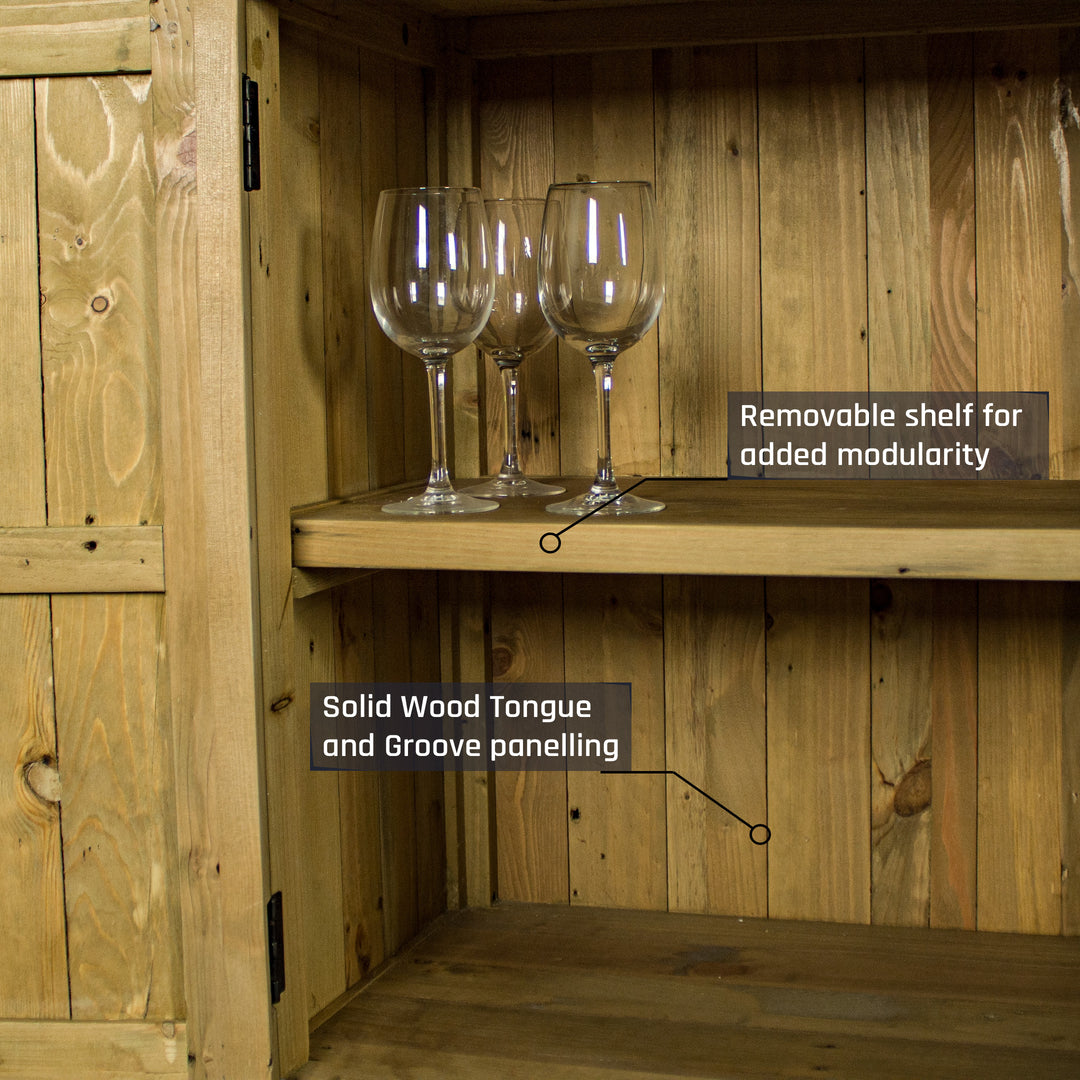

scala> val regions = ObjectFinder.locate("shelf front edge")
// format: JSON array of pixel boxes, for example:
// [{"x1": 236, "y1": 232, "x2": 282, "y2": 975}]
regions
[{"x1": 291, "y1": 520, "x2": 1080, "y2": 580}]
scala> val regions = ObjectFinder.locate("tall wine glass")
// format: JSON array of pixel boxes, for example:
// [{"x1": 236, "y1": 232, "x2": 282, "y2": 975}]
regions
[
  {"x1": 369, "y1": 186, "x2": 498, "y2": 515},
  {"x1": 539, "y1": 181, "x2": 665, "y2": 516},
  {"x1": 463, "y1": 199, "x2": 565, "y2": 498}
]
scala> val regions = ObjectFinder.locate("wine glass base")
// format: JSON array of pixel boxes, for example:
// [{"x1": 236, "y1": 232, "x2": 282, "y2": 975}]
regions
[
  {"x1": 461, "y1": 475, "x2": 566, "y2": 498},
  {"x1": 545, "y1": 489, "x2": 665, "y2": 517},
  {"x1": 382, "y1": 490, "x2": 499, "y2": 516}
]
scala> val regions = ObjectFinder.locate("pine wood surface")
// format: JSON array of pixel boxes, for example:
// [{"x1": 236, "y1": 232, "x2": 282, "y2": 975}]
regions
[
  {"x1": 0, "y1": 1019, "x2": 187, "y2": 1078},
  {"x1": 0, "y1": 0, "x2": 149, "y2": 77},
  {"x1": 291, "y1": 478, "x2": 1080, "y2": 579},
  {"x1": 296, "y1": 902, "x2": 1080, "y2": 1080}
]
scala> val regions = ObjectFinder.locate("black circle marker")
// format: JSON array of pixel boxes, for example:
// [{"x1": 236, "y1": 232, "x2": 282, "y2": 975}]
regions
[
  {"x1": 539, "y1": 532, "x2": 562, "y2": 554},
  {"x1": 750, "y1": 823, "x2": 771, "y2": 846}
]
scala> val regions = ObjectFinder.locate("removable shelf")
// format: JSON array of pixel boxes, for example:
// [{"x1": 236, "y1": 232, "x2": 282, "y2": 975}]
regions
[{"x1": 291, "y1": 478, "x2": 1080, "y2": 580}]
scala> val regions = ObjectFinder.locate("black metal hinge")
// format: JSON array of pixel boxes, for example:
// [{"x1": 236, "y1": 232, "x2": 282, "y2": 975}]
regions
[
  {"x1": 242, "y1": 74, "x2": 261, "y2": 192},
  {"x1": 267, "y1": 890, "x2": 285, "y2": 1004}
]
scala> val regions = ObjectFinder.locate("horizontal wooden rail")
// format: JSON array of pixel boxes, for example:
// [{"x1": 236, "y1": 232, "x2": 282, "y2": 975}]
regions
[
  {"x1": 0, "y1": 526, "x2": 164, "y2": 593},
  {"x1": 0, "y1": 1019, "x2": 186, "y2": 1078},
  {"x1": 292, "y1": 479, "x2": 1080, "y2": 580},
  {"x1": 0, "y1": 1, "x2": 150, "y2": 76},
  {"x1": 464, "y1": 0, "x2": 1080, "y2": 58}
]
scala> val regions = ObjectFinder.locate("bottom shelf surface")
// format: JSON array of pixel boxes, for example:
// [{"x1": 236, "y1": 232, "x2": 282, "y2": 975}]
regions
[{"x1": 295, "y1": 902, "x2": 1079, "y2": 1079}]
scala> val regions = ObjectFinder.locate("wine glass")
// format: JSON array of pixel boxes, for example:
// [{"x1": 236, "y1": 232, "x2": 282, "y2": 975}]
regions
[
  {"x1": 462, "y1": 199, "x2": 565, "y2": 498},
  {"x1": 369, "y1": 186, "x2": 498, "y2": 515},
  {"x1": 538, "y1": 181, "x2": 665, "y2": 515}
]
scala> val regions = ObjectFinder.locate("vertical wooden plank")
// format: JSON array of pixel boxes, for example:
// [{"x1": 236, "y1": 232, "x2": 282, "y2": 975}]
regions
[
  {"x1": 490, "y1": 573, "x2": 567, "y2": 904},
  {"x1": 759, "y1": 39, "x2": 870, "y2": 925},
  {"x1": 0, "y1": 76, "x2": 68, "y2": 1019},
  {"x1": 928, "y1": 34, "x2": 977, "y2": 393},
  {"x1": 1064, "y1": 582, "x2": 1080, "y2": 936},
  {"x1": 869, "y1": 581, "x2": 932, "y2": 927},
  {"x1": 293, "y1": 592, "x2": 345, "y2": 1015},
  {"x1": 564, "y1": 575, "x2": 666, "y2": 911},
  {"x1": 159, "y1": 0, "x2": 276, "y2": 1071},
  {"x1": 758, "y1": 39, "x2": 868, "y2": 391},
  {"x1": 477, "y1": 57, "x2": 560, "y2": 480},
  {"x1": 864, "y1": 40, "x2": 933, "y2": 928},
  {"x1": 410, "y1": 570, "x2": 446, "y2": 924},
  {"x1": 333, "y1": 579, "x2": 386, "y2": 985},
  {"x1": 664, "y1": 576, "x2": 766, "y2": 916},
  {"x1": 866, "y1": 36, "x2": 931, "y2": 391},
  {"x1": 37, "y1": 75, "x2": 161, "y2": 527},
  {"x1": 926, "y1": 34, "x2": 980, "y2": 931},
  {"x1": 930, "y1": 580, "x2": 978, "y2": 930},
  {"x1": 976, "y1": 30, "x2": 1066, "y2": 936},
  {"x1": 553, "y1": 50, "x2": 660, "y2": 478},
  {"x1": 978, "y1": 583, "x2": 1063, "y2": 934},
  {"x1": 372, "y1": 572, "x2": 418, "y2": 953},
  {"x1": 976, "y1": 30, "x2": 1063, "y2": 469},
  {"x1": 51, "y1": 593, "x2": 184, "y2": 1019},
  {"x1": 318, "y1": 37, "x2": 369, "y2": 500},
  {"x1": 766, "y1": 578, "x2": 871, "y2": 923},
  {"x1": 440, "y1": 572, "x2": 496, "y2": 909},
  {"x1": 36, "y1": 71, "x2": 183, "y2": 1017},
  {"x1": 655, "y1": 45, "x2": 760, "y2": 478}
]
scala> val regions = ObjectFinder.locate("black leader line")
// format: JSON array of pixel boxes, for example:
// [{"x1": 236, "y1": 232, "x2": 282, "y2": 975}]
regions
[
  {"x1": 601, "y1": 768, "x2": 771, "y2": 845},
  {"x1": 538, "y1": 476, "x2": 727, "y2": 554}
]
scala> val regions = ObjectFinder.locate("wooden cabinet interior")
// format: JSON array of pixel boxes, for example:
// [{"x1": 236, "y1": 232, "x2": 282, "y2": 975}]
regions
[{"x1": 245, "y1": 3, "x2": 1080, "y2": 1075}]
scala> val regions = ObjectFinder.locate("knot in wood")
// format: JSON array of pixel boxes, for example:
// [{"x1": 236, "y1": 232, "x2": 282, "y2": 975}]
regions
[
  {"x1": 24, "y1": 759, "x2": 62, "y2": 805},
  {"x1": 893, "y1": 759, "x2": 931, "y2": 817}
]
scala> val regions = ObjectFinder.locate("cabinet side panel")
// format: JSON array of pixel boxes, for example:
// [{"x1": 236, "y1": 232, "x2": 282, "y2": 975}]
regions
[
  {"x1": 664, "y1": 576, "x2": 767, "y2": 916},
  {"x1": 564, "y1": 575, "x2": 666, "y2": 911},
  {"x1": 477, "y1": 57, "x2": 561, "y2": 480},
  {"x1": 491, "y1": 573, "x2": 568, "y2": 904},
  {"x1": 655, "y1": 45, "x2": 761, "y2": 478},
  {"x1": 552, "y1": 50, "x2": 661, "y2": 478}
]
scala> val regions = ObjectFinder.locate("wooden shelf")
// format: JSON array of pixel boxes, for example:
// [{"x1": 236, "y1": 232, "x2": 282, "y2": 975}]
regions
[
  {"x1": 297, "y1": 902, "x2": 1080, "y2": 1080},
  {"x1": 291, "y1": 478, "x2": 1080, "y2": 580}
]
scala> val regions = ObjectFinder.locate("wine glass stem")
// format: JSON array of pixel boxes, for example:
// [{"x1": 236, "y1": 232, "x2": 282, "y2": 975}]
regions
[
  {"x1": 498, "y1": 361, "x2": 524, "y2": 478},
  {"x1": 424, "y1": 358, "x2": 453, "y2": 494},
  {"x1": 592, "y1": 357, "x2": 618, "y2": 494}
]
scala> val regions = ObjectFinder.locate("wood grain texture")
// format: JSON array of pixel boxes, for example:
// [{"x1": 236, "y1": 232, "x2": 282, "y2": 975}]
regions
[
  {"x1": 758, "y1": 39, "x2": 867, "y2": 396},
  {"x1": 766, "y1": 579, "x2": 871, "y2": 924},
  {"x1": 158, "y1": 0, "x2": 275, "y2": 1072},
  {"x1": 332, "y1": 578, "x2": 387, "y2": 985},
  {"x1": 1064, "y1": 581, "x2": 1080, "y2": 935},
  {"x1": 245, "y1": 3, "x2": 313, "y2": 1066},
  {"x1": 978, "y1": 582, "x2": 1064, "y2": 934},
  {"x1": 0, "y1": 1018, "x2": 187, "y2": 1077},
  {"x1": 928, "y1": 34, "x2": 977, "y2": 393},
  {"x1": 930, "y1": 581, "x2": 978, "y2": 930},
  {"x1": 477, "y1": 57, "x2": 561, "y2": 480},
  {"x1": 439, "y1": 572, "x2": 495, "y2": 910},
  {"x1": 0, "y1": 526, "x2": 164, "y2": 593},
  {"x1": 654, "y1": 45, "x2": 760, "y2": 477},
  {"x1": 490, "y1": 573, "x2": 568, "y2": 904},
  {"x1": 563, "y1": 575, "x2": 666, "y2": 911},
  {"x1": 318, "y1": 37, "x2": 370, "y2": 500},
  {"x1": 37, "y1": 74, "x2": 161, "y2": 529},
  {"x1": 0, "y1": 77, "x2": 46, "y2": 527},
  {"x1": 0, "y1": 0, "x2": 149, "y2": 77},
  {"x1": 1060, "y1": 29, "x2": 1080, "y2": 479},
  {"x1": 975, "y1": 30, "x2": 1063, "y2": 474},
  {"x1": 52, "y1": 593, "x2": 183, "y2": 1019},
  {"x1": 552, "y1": 50, "x2": 660, "y2": 478},
  {"x1": 296, "y1": 904, "x2": 1080, "y2": 1080},
  {"x1": 0, "y1": 594, "x2": 67, "y2": 1017},
  {"x1": 664, "y1": 575, "x2": 766, "y2": 916},
  {"x1": 870, "y1": 581, "x2": 932, "y2": 927}
]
